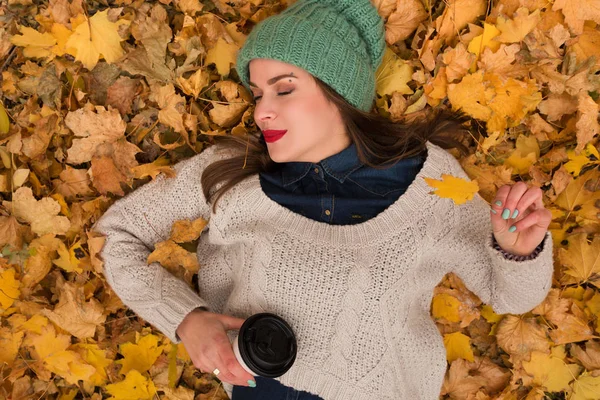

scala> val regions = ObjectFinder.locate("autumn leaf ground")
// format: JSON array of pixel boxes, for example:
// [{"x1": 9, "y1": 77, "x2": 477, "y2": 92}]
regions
[{"x1": 1, "y1": 0, "x2": 600, "y2": 399}]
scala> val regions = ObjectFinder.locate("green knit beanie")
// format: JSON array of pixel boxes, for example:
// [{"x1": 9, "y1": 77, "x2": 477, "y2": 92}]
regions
[{"x1": 235, "y1": 0, "x2": 386, "y2": 112}]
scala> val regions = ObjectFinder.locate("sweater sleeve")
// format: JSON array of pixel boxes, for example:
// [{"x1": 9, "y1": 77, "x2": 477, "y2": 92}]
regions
[
  {"x1": 433, "y1": 192, "x2": 554, "y2": 316},
  {"x1": 92, "y1": 145, "x2": 227, "y2": 343}
]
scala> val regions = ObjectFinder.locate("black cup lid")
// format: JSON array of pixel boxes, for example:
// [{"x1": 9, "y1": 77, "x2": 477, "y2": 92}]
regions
[{"x1": 238, "y1": 313, "x2": 297, "y2": 378}]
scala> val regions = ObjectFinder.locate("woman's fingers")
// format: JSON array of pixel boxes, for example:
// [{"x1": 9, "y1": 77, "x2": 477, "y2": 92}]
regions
[
  {"x1": 218, "y1": 341, "x2": 256, "y2": 385},
  {"x1": 492, "y1": 182, "x2": 527, "y2": 220}
]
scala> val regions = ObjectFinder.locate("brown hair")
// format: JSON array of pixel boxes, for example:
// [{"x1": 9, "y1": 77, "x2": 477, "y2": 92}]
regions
[{"x1": 201, "y1": 76, "x2": 474, "y2": 213}]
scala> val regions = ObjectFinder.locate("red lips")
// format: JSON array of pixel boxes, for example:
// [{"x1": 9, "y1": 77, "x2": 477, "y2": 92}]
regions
[{"x1": 263, "y1": 130, "x2": 287, "y2": 143}]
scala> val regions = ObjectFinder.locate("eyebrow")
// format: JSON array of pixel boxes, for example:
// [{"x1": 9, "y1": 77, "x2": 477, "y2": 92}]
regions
[{"x1": 248, "y1": 74, "x2": 297, "y2": 88}]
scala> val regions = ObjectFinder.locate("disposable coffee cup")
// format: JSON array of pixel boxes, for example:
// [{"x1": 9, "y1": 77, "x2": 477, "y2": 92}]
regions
[{"x1": 233, "y1": 313, "x2": 297, "y2": 378}]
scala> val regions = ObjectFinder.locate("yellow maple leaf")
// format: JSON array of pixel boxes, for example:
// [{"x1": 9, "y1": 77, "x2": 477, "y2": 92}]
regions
[
  {"x1": 207, "y1": 37, "x2": 239, "y2": 76},
  {"x1": 447, "y1": 71, "x2": 493, "y2": 122},
  {"x1": 117, "y1": 333, "x2": 164, "y2": 375},
  {"x1": 435, "y1": 0, "x2": 487, "y2": 42},
  {"x1": 5, "y1": 187, "x2": 70, "y2": 236},
  {"x1": 29, "y1": 323, "x2": 71, "y2": 360},
  {"x1": 480, "y1": 304, "x2": 502, "y2": 323},
  {"x1": 467, "y1": 23, "x2": 501, "y2": 70},
  {"x1": 170, "y1": 217, "x2": 208, "y2": 243},
  {"x1": 45, "y1": 349, "x2": 96, "y2": 385},
  {"x1": 375, "y1": 47, "x2": 414, "y2": 97},
  {"x1": 65, "y1": 10, "x2": 130, "y2": 70},
  {"x1": 147, "y1": 240, "x2": 200, "y2": 273},
  {"x1": 19, "y1": 314, "x2": 49, "y2": 335},
  {"x1": 522, "y1": 350, "x2": 581, "y2": 392},
  {"x1": 444, "y1": 332, "x2": 474, "y2": 362},
  {"x1": 559, "y1": 233, "x2": 600, "y2": 287},
  {"x1": 73, "y1": 343, "x2": 112, "y2": 386},
  {"x1": 53, "y1": 240, "x2": 85, "y2": 273},
  {"x1": 495, "y1": 8, "x2": 541, "y2": 44},
  {"x1": 0, "y1": 327, "x2": 24, "y2": 367},
  {"x1": 485, "y1": 74, "x2": 542, "y2": 134},
  {"x1": 424, "y1": 174, "x2": 480, "y2": 205},
  {"x1": 132, "y1": 158, "x2": 177, "y2": 181},
  {"x1": 505, "y1": 135, "x2": 540, "y2": 175},
  {"x1": 0, "y1": 268, "x2": 20, "y2": 309},
  {"x1": 432, "y1": 293, "x2": 461, "y2": 323},
  {"x1": 10, "y1": 26, "x2": 57, "y2": 58},
  {"x1": 106, "y1": 370, "x2": 157, "y2": 400},
  {"x1": 565, "y1": 143, "x2": 600, "y2": 177},
  {"x1": 571, "y1": 371, "x2": 600, "y2": 400},
  {"x1": 50, "y1": 23, "x2": 74, "y2": 56}
]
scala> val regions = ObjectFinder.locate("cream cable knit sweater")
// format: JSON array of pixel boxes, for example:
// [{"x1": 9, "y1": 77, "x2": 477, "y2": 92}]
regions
[{"x1": 93, "y1": 142, "x2": 553, "y2": 399}]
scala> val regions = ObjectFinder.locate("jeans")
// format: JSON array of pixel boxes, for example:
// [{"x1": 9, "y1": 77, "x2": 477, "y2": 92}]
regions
[{"x1": 232, "y1": 376, "x2": 324, "y2": 400}]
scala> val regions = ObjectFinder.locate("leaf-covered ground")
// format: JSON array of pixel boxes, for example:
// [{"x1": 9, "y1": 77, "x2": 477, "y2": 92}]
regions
[{"x1": 1, "y1": 0, "x2": 600, "y2": 399}]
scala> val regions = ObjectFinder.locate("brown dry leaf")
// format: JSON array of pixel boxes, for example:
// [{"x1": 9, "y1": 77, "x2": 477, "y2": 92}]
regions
[
  {"x1": 552, "y1": 0, "x2": 600, "y2": 35},
  {"x1": 52, "y1": 166, "x2": 96, "y2": 200},
  {"x1": 571, "y1": 340, "x2": 600, "y2": 370},
  {"x1": 569, "y1": 26, "x2": 600, "y2": 69},
  {"x1": 495, "y1": 316, "x2": 550, "y2": 365},
  {"x1": 372, "y1": 0, "x2": 396, "y2": 20},
  {"x1": 209, "y1": 101, "x2": 248, "y2": 128},
  {"x1": 574, "y1": 92, "x2": 600, "y2": 153},
  {"x1": 65, "y1": 107, "x2": 130, "y2": 164},
  {"x1": 532, "y1": 289, "x2": 596, "y2": 344},
  {"x1": 442, "y1": 43, "x2": 475, "y2": 83},
  {"x1": 0, "y1": 215, "x2": 33, "y2": 251},
  {"x1": 149, "y1": 82, "x2": 187, "y2": 134},
  {"x1": 21, "y1": 114, "x2": 59, "y2": 159},
  {"x1": 21, "y1": 235, "x2": 62, "y2": 288},
  {"x1": 442, "y1": 356, "x2": 510, "y2": 399},
  {"x1": 42, "y1": 282, "x2": 106, "y2": 339},
  {"x1": 385, "y1": 0, "x2": 427, "y2": 45},
  {"x1": 90, "y1": 154, "x2": 128, "y2": 196},
  {"x1": 106, "y1": 76, "x2": 141, "y2": 116},
  {"x1": 538, "y1": 93, "x2": 578, "y2": 122}
]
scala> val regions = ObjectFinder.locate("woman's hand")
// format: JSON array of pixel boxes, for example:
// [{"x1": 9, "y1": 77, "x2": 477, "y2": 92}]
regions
[
  {"x1": 176, "y1": 309, "x2": 256, "y2": 387},
  {"x1": 490, "y1": 182, "x2": 552, "y2": 256}
]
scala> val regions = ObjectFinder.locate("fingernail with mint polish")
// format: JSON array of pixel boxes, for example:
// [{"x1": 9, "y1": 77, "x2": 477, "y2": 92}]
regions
[
  {"x1": 495, "y1": 200, "x2": 502, "y2": 206},
  {"x1": 512, "y1": 209, "x2": 519, "y2": 219},
  {"x1": 248, "y1": 380, "x2": 256, "y2": 388},
  {"x1": 502, "y1": 209, "x2": 511, "y2": 220},
  {"x1": 509, "y1": 225, "x2": 517, "y2": 233},
  {"x1": 491, "y1": 209, "x2": 497, "y2": 214}
]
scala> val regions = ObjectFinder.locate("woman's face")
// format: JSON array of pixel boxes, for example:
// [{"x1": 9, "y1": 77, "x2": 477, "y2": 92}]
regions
[{"x1": 248, "y1": 58, "x2": 350, "y2": 163}]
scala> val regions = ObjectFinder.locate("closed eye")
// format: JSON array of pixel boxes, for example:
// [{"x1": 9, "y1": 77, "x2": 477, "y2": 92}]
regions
[{"x1": 253, "y1": 90, "x2": 293, "y2": 101}]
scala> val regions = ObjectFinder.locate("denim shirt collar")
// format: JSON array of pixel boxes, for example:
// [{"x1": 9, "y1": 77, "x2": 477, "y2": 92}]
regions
[{"x1": 280, "y1": 143, "x2": 363, "y2": 187}]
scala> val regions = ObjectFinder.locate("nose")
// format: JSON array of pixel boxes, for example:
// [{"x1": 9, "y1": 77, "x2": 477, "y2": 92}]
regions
[{"x1": 254, "y1": 98, "x2": 277, "y2": 125}]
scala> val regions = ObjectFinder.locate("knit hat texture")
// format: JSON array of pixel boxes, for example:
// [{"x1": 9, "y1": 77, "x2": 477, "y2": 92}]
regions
[{"x1": 235, "y1": 0, "x2": 386, "y2": 112}]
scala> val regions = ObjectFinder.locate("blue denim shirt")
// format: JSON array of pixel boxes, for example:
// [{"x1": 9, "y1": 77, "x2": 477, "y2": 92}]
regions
[{"x1": 258, "y1": 143, "x2": 427, "y2": 225}]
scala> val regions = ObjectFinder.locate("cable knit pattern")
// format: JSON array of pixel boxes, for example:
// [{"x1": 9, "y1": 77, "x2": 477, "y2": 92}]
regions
[{"x1": 93, "y1": 141, "x2": 554, "y2": 400}]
